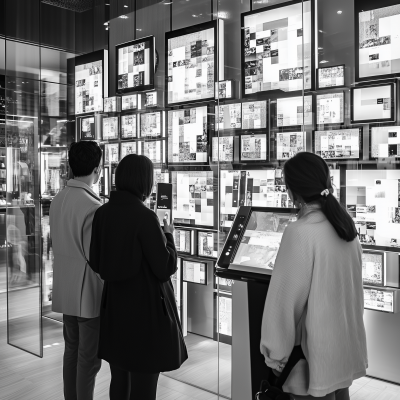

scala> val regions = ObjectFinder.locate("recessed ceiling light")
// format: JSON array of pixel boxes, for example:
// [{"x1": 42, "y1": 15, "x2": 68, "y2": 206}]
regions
[
  {"x1": 119, "y1": 15, "x2": 128, "y2": 19},
  {"x1": 337, "y1": 10, "x2": 343, "y2": 14},
  {"x1": 124, "y1": 5, "x2": 128, "y2": 7},
  {"x1": 136, "y1": 28, "x2": 142, "y2": 31},
  {"x1": 318, "y1": 47, "x2": 323, "y2": 50},
  {"x1": 103, "y1": 22, "x2": 109, "y2": 25},
  {"x1": 320, "y1": 60, "x2": 329, "y2": 64}
]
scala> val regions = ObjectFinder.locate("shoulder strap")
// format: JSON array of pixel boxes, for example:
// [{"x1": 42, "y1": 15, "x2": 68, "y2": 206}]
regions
[{"x1": 275, "y1": 345, "x2": 305, "y2": 390}]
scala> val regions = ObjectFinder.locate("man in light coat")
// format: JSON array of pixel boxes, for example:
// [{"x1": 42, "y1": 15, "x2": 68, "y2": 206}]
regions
[{"x1": 50, "y1": 141, "x2": 103, "y2": 400}]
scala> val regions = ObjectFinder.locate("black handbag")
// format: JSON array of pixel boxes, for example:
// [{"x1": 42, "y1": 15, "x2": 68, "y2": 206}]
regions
[{"x1": 255, "y1": 346, "x2": 305, "y2": 400}]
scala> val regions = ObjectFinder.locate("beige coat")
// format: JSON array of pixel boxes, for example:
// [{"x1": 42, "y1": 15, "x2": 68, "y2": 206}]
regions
[{"x1": 49, "y1": 179, "x2": 103, "y2": 318}]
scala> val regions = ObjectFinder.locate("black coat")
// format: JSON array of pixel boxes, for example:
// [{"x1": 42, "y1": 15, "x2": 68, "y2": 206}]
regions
[{"x1": 89, "y1": 190, "x2": 188, "y2": 373}]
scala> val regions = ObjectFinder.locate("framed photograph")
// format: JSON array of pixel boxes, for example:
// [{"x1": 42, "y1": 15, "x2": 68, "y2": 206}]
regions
[
  {"x1": 370, "y1": 125, "x2": 400, "y2": 158},
  {"x1": 216, "y1": 80, "x2": 235, "y2": 99},
  {"x1": 140, "y1": 111, "x2": 163, "y2": 138},
  {"x1": 173, "y1": 229, "x2": 193, "y2": 254},
  {"x1": 182, "y1": 260, "x2": 207, "y2": 285},
  {"x1": 102, "y1": 116, "x2": 119, "y2": 140},
  {"x1": 121, "y1": 114, "x2": 137, "y2": 139},
  {"x1": 275, "y1": 95, "x2": 313, "y2": 127},
  {"x1": 314, "y1": 128, "x2": 362, "y2": 160},
  {"x1": 80, "y1": 117, "x2": 95, "y2": 140},
  {"x1": 116, "y1": 36, "x2": 155, "y2": 93},
  {"x1": 276, "y1": 131, "x2": 305, "y2": 160},
  {"x1": 240, "y1": 133, "x2": 268, "y2": 162},
  {"x1": 144, "y1": 91, "x2": 158, "y2": 108},
  {"x1": 167, "y1": 106, "x2": 208, "y2": 163},
  {"x1": 140, "y1": 139, "x2": 164, "y2": 164},
  {"x1": 104, "y1": 96, "x2": 121, "y2": 112},
  {"x1": 121, "y1": 94, "x2": 138, "y2": 111},
  {"x1": 120, "y1": 141, "x2": 137, "y2": 159},
  {"x1": 317, "y1": 65, "x2": 345, "y2": 89},
  {"x1": 212, "y1": 136, "x2": 234, "y2": 162},
  {"x1": 362, "y1": 250, "x2": 385, "y2": 287},
  {"x1": 241, "y1": 0, "x2": 314, "y2": 96},
  {"x1": 216, "y1": 103, "x2": 242, "y2": 131},
  {"x1": 242, "y1": 101, "x2": 267, "y2": 130},
  {"x1": 104, "y1": 143, "x2": 119, "y2": 164},
  {"x1": 197, "y1": 231, "x2": 218, "y2": 258},
  {"x1": 316, "y1": 92, "x2": 345, "y2": 125},
  {"x1": 351, "y1": 83, "x2": 396, "y2": 124},
  {"x1": 166, "y1": 19, "x2": 224, "y2": 106}
]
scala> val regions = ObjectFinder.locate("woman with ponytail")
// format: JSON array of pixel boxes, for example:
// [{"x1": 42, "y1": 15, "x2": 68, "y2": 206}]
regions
[{"x1": 260, "y1": 152, "x2": 368, "y2": 399}]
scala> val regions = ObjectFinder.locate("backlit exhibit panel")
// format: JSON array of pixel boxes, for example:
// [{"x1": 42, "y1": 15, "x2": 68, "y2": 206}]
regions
[
  {"x1": 346, "y1": 170, "x2": 400, "y2": 248},
  {"x1": 168, "y1": 106, "x2": 208, "y2": 163},
  {"x1": 371, "y1": 126, "x2": 400, "y2": 158},
  {"x1": 352, "y1": 84, "x2": 394, "y2": 123},
  {"x1": 81, "y1": 117, "x2": 95, "y2": 140},
  {"x1": 276, "y1": 95, "x2": 312, "y2": 126},
  {"x1": 217, "y1": 80, "x2": 233, "y2": 99},
  {"x1": 121, "y1": 94, "x2": 137, "y2": 110},
  {"x1": 359, "y1": 4, "x2": 400, "y2": 79},
  {"x1": 102, "y1": 117, "x2": 119, "y2": 140},
  {"x1": 212, "y1": 136, "x2": 234, "y2": 162},
  {"x1": 104, "y1": 143, "x2": 119, "y2": 164},
  {"x1": 198, "y1": 231, "x2": 218, "y2": 258},
  {"x1": 75, "y1": 61, "x2": 103, "y2": 115},
  {"x1": 117, "y1": 36, "x2": 154, "y2": 92},
  {"x1": 315, "y1": 129, "x2": 360, "y2": 159},
  {"x1": 174, "y1": 229, "x2": 191, "y2": 253},
  {"x1": 167, "y1": 24, "x2": 218, "y2": 105},
  {"x1": 146, "y1": 169, "x2": 170, "y2": 211},
  {"x1": 276, "y1": 131, "x2": 305, "y2": 160},
  {"x1": 120, "y1": 142, "x2": 137, "y2": 159},
  {"x1": 243, "y1": 1, "x2": 312, "y2": 94},
  {"x1": 121, "y1": 115, "x2": 137, "y2": 139},
  {"x1": 172, "y1": 171, "x2": 214, "y2": 227},
  {"x1": 140, "y1": 112, "x2": 162, "y2": 138},
  {"x1": 316, "y1": 92, "x2": 344, "y2": 124},
  {"x1": 242, "y1": 101, "x2": 267, "y2": 130},
  {"x1": 182, "y1": 260, "x2": 206, "y2": 284},
  {"x1": 141, "y1": 140, "x2": 164, "y2": 164},
  {"x1": 240, "y1": 133, "x2": 267, "y2": 161},
  {"x1": 362, "y1": 251, "x2": 384, "y2": 287},
  {"x1": 364, "y1": 288, "x2": 394, "y2": 312},
  {"x1": 145, "y1": 91, "x2": 158, "y2": 107},
  {"x1": 104, "y1": 96, "x2": 120, "y2": 112},
  {"x1": 317, "y1": 65, "x2": 345, "y2": 88},
  {"x1": 219, "y1": 296, "x2": 232, "y2": 336},
  {"x1": 220, "y1": 169, "x2": 291, "y2": 227},
  {"x1": 216, "y1": 104, "x2": 242, "y2": 130}
]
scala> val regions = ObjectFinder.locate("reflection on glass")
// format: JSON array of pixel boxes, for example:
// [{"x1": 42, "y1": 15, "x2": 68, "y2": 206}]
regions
[
  {"x1": 40, "y1": 48, "x2": 75, "y2": 85},
  {"x1": 6, "y1": 41, "x2": 40, "y2": 80}
]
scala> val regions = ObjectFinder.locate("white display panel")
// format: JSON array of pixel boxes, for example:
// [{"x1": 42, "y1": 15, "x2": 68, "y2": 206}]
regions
[
  {"x1": 121, "y1": 115, "x2": 137, "y2": 139},
  {"x1": 81, "y1": 117, "x2": 95, "y2": 140},
  {"x1": 182, "y1": 260, "x2": 206, "y2": 284},
  {"x1": 240, "y1": 134, "x2": 267, "y2": 161},
  {"x1": 172, "y1": 171, "x2": 214, "y2": 227},
  {"x1": 174, "y1": 229, "x2": 192, "y2": 253},
  {"x1": 104, "y1": 143, "x2": 119, "y2": 164},
  {"x1": 75, "y1": 61, "x2": 103, "y2": 115},
  {"x1": 121, "y1": 94, "x2": 137, "y2": 111},
  {"x1": 220, "y1": 169, "x2": 291, "y2": 228},
  {"x1": 318, "y1": 65, "x2": 345, "y2": 88},
  {"x1": 242, "y1": 101, "x2": 267, "y2": 130},
  {"x1": 218, "y1": 296, "x2": 232, "y2": 336},
  {"x1": 141, "y1": 140, "x2": 163, "y2": 164},
  {"x1": 145, "y1": 91, "x2": 157, "y2": 107},
  {"x1": 212, "y1": 136, "x2": 234, "y2": 162},
  {"x1": 198, "y1": 231, "x2": 218, "y2": 258},
  {"x1": 120, "y1": 142, "x2": 137, "y2": 159},
  {"x1": 216, "y1": 104, "x2": 242, "y2": 130},
  {"x1": 371, "y1": 126, "x2": 400, "y2": 158},
  {"x1": 243, "y1": 1, "x2": 312, "y2": 94},
  {"x1": 359, "y1": 4, "x2": 400, "y2": 79},
  {"x1": 346, "y1": 170, "x2": 400, "y2": 248},
  {"x1": 216, "y1": 80, "x2": 233, "y2": 99},
  {"x1": 316, "y1": 92, "x2": 344, "y2": 124},
  {"x1": 276, "y1": 131, "x2": 305, "y2": 160},
  {"x1": 145, "y1": 169, "x2": 170, "y2": 211},
  {"x1": 102, "y1": 117, "x2": 119, "y2": 140},
  {"x1": 276, "y1": 95, "x2": 312, "y2": 126},
  {"x1": 140, "y1": 112, "x2": 163, "y2": 138},
  {"x1": 315, "y1": 129, "x2": 361, "y2": 159},
  {"x1": 364, "y1": 288, "x2": 394, "y2": 313},
  {"x1": 362, "y1": 251, "x2": 384, "y2": 287},
  {"x1": 352, "y1": 84, "x2": 394, "y2": 123},
  {"x1": 104, "y1": 96, "x2": 120, "y2": 112},
  {"x1": 168, "y1": 106, "x2": 208, "y2": 163}
]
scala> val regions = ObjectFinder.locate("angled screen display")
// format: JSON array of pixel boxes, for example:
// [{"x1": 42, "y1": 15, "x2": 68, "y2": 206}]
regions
[
  {"x1": 102, "y1": 117, "x2": 119, "y2": 140},
  {"x1": 212, "y1": 136, "x2": 234, "y2": 162},
  {"x1": 362, "y1": 250, "x2": 384, "y2": 287},
  {"x1": 121, "y1": 115, "x2": 137, "y2": 139},
  {"x1": 81, "y1": 117, "x2": 95, "y2": 140},
  {"x1": 141, "y1": 140, "x2": 164, "y2": 164},
  {"x1": 240, "y1": 133, "x2": 267, "y2": 161},
  {"x1": 276, "y1": 95, "x2": 312, "y2": 127},
  {"x1": 120, "y1": 142, "x2": 137, "y2": 159},
  {"x1": 276, "y1": 131, "x2": 305, "y2": 160},
  {"x1": 104, "y1": 143, "x2": 119, "y2": 164},
  {"x1": 216, "y1": 104, "x2": 242, "y2": 130},
  {"x1": 371, "y1": 126, "x2": 400, "y2": 158},
  {"x1": 316, "y1": 92, "x2": 344, "y2": 125},
  {"x1": 242, "y1": 101, "x2": 267, "y2": 130},
  {"x1": 317, "y1": 65, "x2": 345, "y2": 89},
  {"x1": 315, "y1": 128, "x2": 361, "y2": 159},
  {"x1": 121, "y1": 94, "x2": 137, "y2": 111},
  {"x1": 198, "y1": 231, "x2": 218, "y2": 258},
  {"x1": 140, "y1": 111, "x2": 163, "y2": 138}
]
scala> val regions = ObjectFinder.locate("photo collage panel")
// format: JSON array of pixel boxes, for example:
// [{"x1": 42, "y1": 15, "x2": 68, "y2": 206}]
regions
[
  {"x1": 120, "y1": 142, "x2": 137, "y2": 159},
  {"x1": 102, "y1": 117, "x2": 119, "y2": 140},
  {"x1": 216, "y1": 104, "x2": 242, "y2": 130},
  {"x1": 140, "y1": 112, "x2": 162, "y2": 138},
  {"x1": 242, "y1": 101, "x2": 267, "y2": 130},
  {"x1": 240, "y1": 133, "x2": 267, "y2": 161},
  {"x1": 316, "y1": 92, "x2": 344, "y2": 125},
  {"x1": 315, "y1": 129, "x2": 360, "y2": 159},
  {"x1": 276, "y1": 95, "x2": 313, "y2": 127},
  {"x1": 276, "y1": 131, "x2": 305, "y2": 160},
  {"x1": 371, "y1": 126, "x2": 400, "y2": 158},
  {"x1": 121, "y1": 115, "x2": 137, "y2": 139},
  {"x1": 104, "y1": 143, "x2": 119, "y2": 164},
  {"x1": 212, "y1": 136, "x2": 234, "y2": 162}
]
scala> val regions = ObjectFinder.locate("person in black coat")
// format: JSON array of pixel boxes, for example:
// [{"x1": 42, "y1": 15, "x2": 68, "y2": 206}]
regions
[{"x1": 89, "y1": 154, "x2": 188, "y2": 400}]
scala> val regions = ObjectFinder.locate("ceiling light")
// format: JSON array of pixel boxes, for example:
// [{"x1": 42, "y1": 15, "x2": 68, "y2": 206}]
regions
[
  {"x1": 105, "y1": 27, "x2": 109, "y2": 30},
  {"x1": 136, "y1": 28, "x2": 142, "y2": 31},
  {"x1": 119, "y1": 15, "x2": 128, "y2": 19},
  {"x1": 318, "y1": 47, "x2": 323, "y2": 50},
  {"x1": 318, "y1": 30, "x2": 323, "y2": 33},
  {"x1": 337, "y1": 10, "x2": 343, "y2": 14},
  {"x1": 320, "y1": 60, "x2": 329, "y2": 64},
  {"x1": 104, "y1": 22, "x2": 109, "y2": 25},
  {"x1": 124, "y1": 5, "x2": 128, "y2": 7}
]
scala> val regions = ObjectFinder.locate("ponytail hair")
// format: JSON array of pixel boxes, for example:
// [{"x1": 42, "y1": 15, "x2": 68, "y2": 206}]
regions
[{"x1": 284, "y1": 152, "x2": 357, "y2": 242}]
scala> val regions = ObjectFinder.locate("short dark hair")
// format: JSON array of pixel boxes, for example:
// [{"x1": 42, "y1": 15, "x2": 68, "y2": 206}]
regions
[
  {"x1": 115, "y1": 154, "x2": 154, "y2": 200},
  {"x1": 69, "y1": 141, "x2": 102, "y2": 177},
  {"x1": 284, "y1": 152, "x2": 357, "y2": 242}
]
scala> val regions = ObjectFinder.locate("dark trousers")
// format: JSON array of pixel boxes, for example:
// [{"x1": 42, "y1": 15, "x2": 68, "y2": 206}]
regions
[
  {"x1": 109, "y1": 364, "x2": 160, "y2": 400},
  {"x1": 63, "y1": 314, "x2": 102, "y2": 400}
]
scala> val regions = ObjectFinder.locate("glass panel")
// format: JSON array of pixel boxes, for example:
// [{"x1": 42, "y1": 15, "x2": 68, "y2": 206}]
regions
[
  {"x1": 41, "y1": 48, "x2": 75, "y2": 85},
  {"x1": 6, "y1": 41, "x2": 40, "y2": 81},
  {"x1": 172, "y1": 0, "x2": 212, "y2": 30}
]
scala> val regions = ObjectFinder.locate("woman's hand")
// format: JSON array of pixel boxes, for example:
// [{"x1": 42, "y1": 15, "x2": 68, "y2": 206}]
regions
[{"x1": 163, "y1": 218, "x2": 175, "y2": 235}]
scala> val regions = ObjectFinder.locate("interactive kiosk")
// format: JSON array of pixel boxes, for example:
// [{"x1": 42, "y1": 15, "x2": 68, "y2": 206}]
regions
[{"x1": 216, "y1": 206, "x2": 297, "y2": 400}]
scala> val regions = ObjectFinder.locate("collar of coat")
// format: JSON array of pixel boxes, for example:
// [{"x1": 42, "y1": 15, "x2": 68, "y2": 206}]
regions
[
  {"x1": 67, "y1": 179, "x2": 101, "y2": 202},
  {"x1": 108, "y1": 190, "x2": 143, "y2": 204}
]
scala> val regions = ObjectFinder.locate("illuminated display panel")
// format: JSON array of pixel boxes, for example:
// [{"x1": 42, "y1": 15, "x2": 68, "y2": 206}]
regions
[
  {"x1": 216, "y1": 104, "x2": 242, "y2": 130},
  {"x1": 182, "y1": 260, "x2": 207, "y2": 284},
  {"x1": 346, "y1": 170, "x2": 400, "y2": 250},
  {"x1": 146, "y1": 169, "x2": 170, "y2": 211},
  {"x1": 120, "y1": 142, "x2": 137, "y2": 159},
  {"x1": 166, "y1": 20, "x2": 223, "y2": 106},
  {"x1": 141, "y1": 140, "x2": 164, "y2": 164},
  {"x1": 316, "y1": 92, "x2": 344, "y2": 124},
  {"x1": 116, "y1": 36, "x2": 155, "y2": 93},
  {"x1": 168, "y1": 106, "x2": 208, "y2": 163},
  {"x1": 212, "y1": 136, "x2": 234, "y2": 162},
  {"x1": 121, "y1": 115, "x2": 137, "y2": 139},
  {"x1": 220, "y1": 169, "x2": 292, "y2": 228},
  {"x1": 198, "y1": 231, "x2": 218, "y2": 258},
  {"x1": 172, "y1": 171, "x2": 214, "y2": 228},
  {"x1": 362, "y1": 251, "x2": 384, "y2": 287},
  {"x1": 242, "y1": 101, "x2": 267, "y2": 130},
  {"x1": 276, "y1": 95, "x2": 313, "y2": 127},
  {"x1": 351, "y1": 83, "x2": 395, "y2": 124},
  {"x1": 140, "y1": 112, "x2": 163, "y2": 138},
  {"x1": 240, "y1": 133, "x2": 268, "y2": 161},
  {"x1": 276, "y1": 131, "x2": 305, "y2": 160},
  {"x1": 121, "y1": 94, "x2": 137, "y2": 111},
  {"x1": 317, "y1": 65, "x2": 345, "y2": 89},
  {"x1": 315, "y1": 128, "x2": 361, "y2": 160},
  {"x1": 216, "y1": 80, "x2": 233, "y2": 99},
  {"x1": 104, "y1": 96, "x2": 120, "y2": 112},
  {"x1": 104, "y1": 143, "x2": 119, "y2": 164},
  {"x1": 242, "y1": 1, "x2": 313, "y2": 95},
  {"x1": 174, "y1": 229, "x2": 192, "y2": 253},
  {"x1": 145, "y1": 91, "x2": 157, "y2": 107},
  {"x1": 371, "y1": 126, "x2": 400, "y2": 158},
  {"x1": 81, "y1": 117, "x2": 95, "y2": 140},
  {"x1": 364, "y1": 288, "x2": 393, "y2": 313},
  {"x1": 358, "y1": 4, "x2": 400, "y2": 80},
  {"x1": 219, "y1": 296, "x2": 232, "y2": 336},
  {"x1": 102, "y1": 117, "x2": 119, "y2": 140}
]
